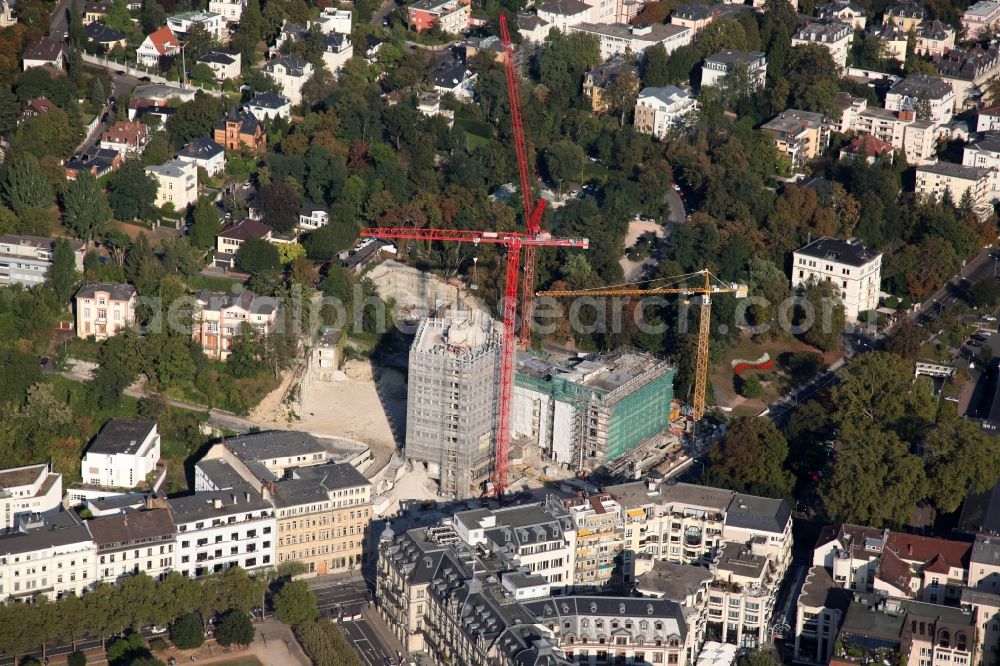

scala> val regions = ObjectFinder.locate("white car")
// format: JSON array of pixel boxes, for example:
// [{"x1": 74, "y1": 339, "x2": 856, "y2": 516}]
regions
[
  {"x1": 150, "y1": 626, "x2": 167, "y2": 635},
  {"x1": 983, "y1": 315, "x2": 997, "y2": 322}
]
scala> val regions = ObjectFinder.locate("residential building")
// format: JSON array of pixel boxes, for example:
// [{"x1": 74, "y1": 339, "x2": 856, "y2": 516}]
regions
[
  {"x1": 671, "y1": 3, "x2": 719, "y2": 37},
  {"x1": 338, "y1": 237, "x2": 396, "y2": 274},
  {"x1": 364, "y1": 34, "x2": 385, "y2": 61},
  {"x1": 100, "y1": 120, "x2": 150, "y2": 157},
  {"x1": 936, "y1": 45, "x2": 1000, "y2": 111},
  {"x1": 873, "y1": 532, "x2": 972, "y2": 605},
  {"x1": 840, "y1": 133, "x2": 896, "y2": 163},
  {"x1": 884, "y1": 0, "x2": 926, "y2": 31},
  {"x1": 22, "y1": 38, "x2": 65, "y2": 70},
  {"x1": 405, "y1": 314, "x2": 500, "y2": 498},
  {"x1": 88, "y1": 501, "x2": 176, "y2": 583},
  {"x1": 176, "y1": 137, "x2": 226, "y2": 177},
  {"x1": 316, "y1": 7, "x2": 352, "y2": 34},
  {"x1": 963, "y1": 133, "x2": 1000, "y2": 196},
  {"x1": 583, "y1": 58, "x2": 638, "y2": 113},
  {"x1": 145, "y1": 159, "x2": 198, "y2": 211},
  {"x1": 915, "y1": 162, "x2": 993, "y2": 213},
  {"x1": 961, "y1": 587, "x2": 1000, "y2": 666},
  {"x1": 885, "y1": 75, "x2": 955, "y2": 125},
  {"x1": 817, "y1": 0, "x2": 867, "y2": 29},
  {"x1": 832, "y1": 92, "x2": 868, "y2": 133},
  {"x1": 513, "y1": 350, "x2": 676, "y2": 472},
  {"x1": 136, "y1": 26, "x2": 180, "y2": 68},
  {"x1": 564, "y1": 494, "x2": 625, "y2": 591},
  {"x1": 84, "y1": 0, "x2": 111, "y2": 22},
  {"x1": 75, "y1": 283, "x2": 137, "y2": 339},
  {"x1": 416, "y1": 91, "x2": 454, "y2": 124},
  {"x1": 321, "y1": 33, "x2": 352, "y2": 75},
  {"x1": 208, "y1": 0, "x2": 245, "y2": 23},
  {"x1": 82, "y1": 420, "x2": 161, "y2": 490},
  {"x1": 914, "y1": 19, "x2": 955, "y2": 57},
  {"x1": 873, "y1": 24, "x2": 910, "y2": 63},
  {"x1": 0, "y1": 0, "x2": 14, "y2": 26},
  {"x1": 969, "y1": 534, "x2": 1000, "y2": 591},
  {"x1": 262, "y1": 57, "x2": 313, "y2": 106},
  {"x1": 791, "y1": 20, "x2": 852, "y2": 69},
  {"x1": 0, "y1": 463, "x2": 63, "y2": 530},
  {"x1": 197, "y1": 49, "x2": 241, "y2": 80},
  {"x1": 244, "y1": 91, "x2": 291, "y2": 121},
  {"x1": 0, "y1": 234, "x2": 84, "y2": 287},
  {"x1": 64, "y1": 148, "x2": 122, "y2": 180},
  {"x1": 962, "y1": 0, "x2": 1000, "y2": 38},
  {"x1": 979, "y1": 104, "x2": 1000, "y2": 131},
  {"x1": 0, "y1": 511, "x2": 96, "y2": 601},
  {"x1": 407, "y1": 0, "x2": 471, "y2": 33},
  {"x1": 193, "y1": 288, "x2": 280, "y2": 361},
  {"x1": 298, "y1": 204, "x2": 329, "y2": 231},
  {"x1": 518, "y1": 12, "x2": 552, "y2": 43},
  {"x1": 761, "y1": 109, "x2": 831, "y2": 168},
  {"x1": 850, "y1": 106, "x2": 937, "y2": 164},
  {"x1": 700, "y1": 50, "x2": 767, "y2": 90},
  {"x1": 85, "y1": 22, "x2": 127, "y2": 51},
  {"x1": 195, "y1": 431, "x2": 372, "y2": 576},
  {"x1": 791, "y1": 237, "x2": 882, "y2": 320},
  {"x1": 22, "y1": 96, "x2": 55, "y2": 120},
  {"x1": 430, "y1": 60, "x2": 477, "y2": 101},
  {"x1": 212, "y1": 108, "x2": 265, "y2": 153},
  {"x1": 169, "y1": 486, "x2": 276, "y2": 578},
  {"x1": 567, "y1": 23, "x2": 692, "y2": 60},
  {"x1": 215, "y1": 218, "x2": 273, "y2": 258},
  {"x1": 634, "y1": 85, "x2": 697, "y2": 138},
  {"x1": 166, "y1": 10, "x2": 224, "y2": 39},
  {"x1": 537, "y1": 0, "x2": 590, "y2": 32}
]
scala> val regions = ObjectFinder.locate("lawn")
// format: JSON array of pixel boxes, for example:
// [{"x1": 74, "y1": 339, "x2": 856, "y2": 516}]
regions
[
  {"x1": 708, "y1": 334, "x2": 842, "y2": 417},
  {"x1": 186, "y1": 274, "x2": 243, "y2": 293},
  {"x1": 208, "y1": 658, "x2": 264, "y2": 666},
  {"x1": 454, "y1": 116, "x2": 493, "y2": 150}
]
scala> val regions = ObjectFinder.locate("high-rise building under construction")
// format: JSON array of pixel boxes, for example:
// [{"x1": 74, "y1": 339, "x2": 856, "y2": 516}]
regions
[
  {"x1": 405, "y1": 314, "x2": 500, "y2": 498},
  {"x1": 512, "y1": 348, "x2": 676, "y2": 472}
]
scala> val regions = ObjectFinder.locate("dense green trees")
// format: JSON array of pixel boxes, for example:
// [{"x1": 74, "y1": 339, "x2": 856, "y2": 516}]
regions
[
  {"x1": 295, "y1": 621, "x2": 364, "y2": 666},
  {"x1": 257, "y1": 181, "x2": 302, "y2": 233},
  {"x1": 215, "y1": 611, "x2": 255, "y2": 647},
  {"x1": 108, "y1": 162, "x2": 158, "y2": 222},
  {"x1": 274, "y1": 580, "x2": 319, "y2": 627},
  {"x1": 923, "y1": 416, "x2": 1000, "y2": 513},
  {"x1": 61, "y1": 172, "x2": 112, "y2": 244},
  {"x1": 189, "y1": 199, "x2": 222, "y2": 249},
  {"x1": 235, "y1": 237, "x2": 281, "y2": 274},
  {"x1": 708, "y1": 417, "x2": 793, "y2": 498},
  {"x1": 49, "y1": 238, "x2": 81, "y2": 303},
  {"x1": 3, "y1": 153, "x2": 54, "y2": 216}
]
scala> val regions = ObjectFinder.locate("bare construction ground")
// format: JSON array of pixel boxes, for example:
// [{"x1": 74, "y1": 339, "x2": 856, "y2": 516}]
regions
[{"x1": 250, "y1": 358, "x2": 406, "y2": 475}]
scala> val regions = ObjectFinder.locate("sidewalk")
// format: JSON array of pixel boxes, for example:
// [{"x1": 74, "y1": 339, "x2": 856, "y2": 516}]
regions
[
  {"x1": 360, "y1": 604, "x2": 408, "y2": 661},
  {"x1": 149, "y1": 619, "x2": 310, "y2": 666}
]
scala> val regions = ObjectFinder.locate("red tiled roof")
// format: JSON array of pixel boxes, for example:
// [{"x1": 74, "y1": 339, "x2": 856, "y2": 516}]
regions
[
  {"x1": 146, "y1": 26, "x2": 180, "y2": 55},
  {"x1": 875, "y1": 547, "x2": 913, "y2": 593},
  {"x1": 101, "y1": 120, "x2": 149, "y2": 145},
  {"x1": 885, "y1": 532, "x2": 971, "y2": 569},
  {"x1": 25, "y1": 96, "x2": 55, "y2": 115},
  {"x1": 217, "y1": 218, "x2": 273, "y2": 241},
  {"x1": 844, "y1": 133, "x2": 894, "y2": 157}
]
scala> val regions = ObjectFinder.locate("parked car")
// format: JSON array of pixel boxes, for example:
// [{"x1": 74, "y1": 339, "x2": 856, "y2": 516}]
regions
[{"x1": 150, "y1": 626, "x2": 167, "y2": 635}]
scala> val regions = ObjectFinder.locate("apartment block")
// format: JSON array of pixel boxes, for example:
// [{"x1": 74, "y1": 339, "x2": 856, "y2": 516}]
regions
[
  {"x1": 405, "y1": 315, "x2": 500, "y2": 498},
  {"x1": 885, "y1": 76, "x2": 955, "y2": 125},
  {"x1": 700, "y1": 50, "x2": 767, "y2": 90},
  {"x1": 406, "y1": 0, "x2": 471, "y2": 34},
  {"x1": 791, "y1": 20, "x2": 852, "y2": 69},
  {"x1": 884, "y1": 0, "x2": 926, "y2": 31},
  {"x1": 208, "y1": 0, "x2": 244, "y2": 22},
  {"x1": 850, "y1": 106, "x2": 937, "y2": 164},
  {"x1": 937, "y1": 46, "x2": 1000, "y2": 111},
  {"x1": 915, "y1": 162, "x2": 993, "y2": 213},
  {"x1": 791, "y1": 237, "x2": 882, "y2": 320},
  {"x1": 322, "y1": 33, "x2": 352, "y2": 75},
  {"x1": 82, "y1": 420, "x2": 161, "y2": 490},
  {"x1": 88, "y1": 501, "x2": 176, "y2": 583},
  {"x1": 193, "y1": 288, "x2": 279, "y2": 361},
  {"x1": 0, "y1": 463, "x2": 63, "y2": 530},
  {"x1": 963, "y1": 134, "x2": 1000, "y2": 197},
  {"x1": 583, "y1": 57, "x2": 638, "y2": 113},
  {"x1": 513, "y1": 350, "x2": 676, "y2": 473},
  {"x1": 962, "y1": 0, "x2": 1000, "y2": 38},
  {"x1": 760, "y1": 109, "x2": 830, "y2": 168},
  {"x1": 168, "y1": 487, "x2": 276, "y2": 578},
  {"x1": 568, "y1": 23, "x2": 692, "y2": 60},
  {"x1": 195, "y1": 430, "x2": 372, "y2": 576},
  {"x1": 0, "y1": 234, "x2": 84, "y2": 288},
  {"x1": 145, "y1": 158, "x2": 198, "y2": 211},
  {"x1": 377, "y1": 511, "x2": 692, "y2": 666},
  {"x1": 166, "y1": 10, "x2": 224, "y2": 39},
  {"x1": 564, "y1": 494, "x2": 625, "y2": 592},
  {"x1": 75, "y1": 282, "x2": 136, "y2": 339},
  {"x1": 634, "y1": 85, "x2": 698, "y2": 139},
  {"x1": 0, "y1": 511, "x2": 96, "y2": 601},
  {"x1": 914, "y1": 20, "x2": 955, "y2": 57}
]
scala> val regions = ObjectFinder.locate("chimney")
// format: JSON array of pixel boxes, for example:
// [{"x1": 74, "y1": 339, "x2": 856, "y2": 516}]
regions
[
  {"x1": 245, "y1": 491, "x2": 251, "y2": 503},
  {"x1": 231, "y1": 493, "x2": 238, "y2": 504},
  {"x1": 898, "y1": 109, "x2": 915, "y2": 121},
  {"x1": 213, "y1": 498, "x2": 223, "y2": 509}
]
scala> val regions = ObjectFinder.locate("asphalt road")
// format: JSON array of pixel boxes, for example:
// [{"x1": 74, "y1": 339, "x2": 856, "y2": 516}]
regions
[
  {"x1": 310, "y1": 578, "x2": 371, "y2": 619},
  {"x1": 341, "y1": 619, "x2": 396, "y2": 666},
  {"x1": 0, "y1": 628, "x2": 159, "y2": 666}
]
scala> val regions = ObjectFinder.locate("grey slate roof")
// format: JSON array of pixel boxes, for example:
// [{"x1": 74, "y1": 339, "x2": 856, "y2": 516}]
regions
[
  {"x1": 87, "y1": 420, "x2": 156, "y2": 456},
  {"x1": 167, "y1": 487, "x2": 271, "y2": 524},
  {"x1": 0, "y1": 511, "x2": 92, "y2": 557},
  {"x1": 75, "y1": 282, "x2": 136, "y2": 301},
  {"x1": 889, "y1": 74, "x2": 953, "y2": 100},
  {"x1": 177, "y1": 136, "x2": 224, "y2": 160},
  {"x1": 85, "y1": 21, "x2": 125, "y2": 43},
  {"x1": 247, "y1": 90, "x2": 290, "y2": 109},
  {"x1": 724, "y1": 493, "x2": 791, "y2": 533},
  {"x1": 794, "y1": 236, "x2": 880, "y2": 267}
]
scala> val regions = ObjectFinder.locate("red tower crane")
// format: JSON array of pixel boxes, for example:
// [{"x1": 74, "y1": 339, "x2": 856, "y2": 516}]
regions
[
  {"x1": 361, "y1": 227, "x2": 589, "y2": 498},
  {"x1": 498, "y1": 13, "x2": 547, "y2": 350}
]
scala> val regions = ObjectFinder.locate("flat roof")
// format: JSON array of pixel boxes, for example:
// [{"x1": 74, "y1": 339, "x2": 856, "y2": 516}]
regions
[
  {"x1": 87, "y1": 420, "x2": 156, "y2": 456},
  {"x1": 635, "y1": 559, "x2": 713, "y2": 600},
  {"x1": 725, "y1": 493, "x2": 791, "y2": 533}
]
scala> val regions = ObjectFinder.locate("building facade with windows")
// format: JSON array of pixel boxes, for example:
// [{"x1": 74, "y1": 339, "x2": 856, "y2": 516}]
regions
[
  {"x1": 82, "y1": 420, "x2": 161, "y2": 490},
  {"x1": 634, "y1": 85, "x2": 698, "y2": 139},
  {"x1": 0, "y1": 234, "x2": 85, "y2": 288},
  {"x1": 88, "y1": 502, "x2": 176, "y2": 583},
  {"x1": 0, "y1": 511, "x2": 96, "y2": 601},
  {"x1": 0, "y1": 463, "x2": 63, "y2": 530},
  {"x1": 145, "y1": 159, "x2": 198, "y2": 210},
  {"x1": 193, "y1": 288, "x2": 279, "y2": 361},
  {"x1": 75, "y1": 283, "x2": 137, "y2": 340},
  {"x1": 791, "y1": 236, "x2": 882, "y2": 320}
]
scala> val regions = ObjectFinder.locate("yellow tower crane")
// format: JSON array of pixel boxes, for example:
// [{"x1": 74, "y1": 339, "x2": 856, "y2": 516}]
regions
[{"x1": 537, "y1": 269, "x2": 748, "y2": 421}]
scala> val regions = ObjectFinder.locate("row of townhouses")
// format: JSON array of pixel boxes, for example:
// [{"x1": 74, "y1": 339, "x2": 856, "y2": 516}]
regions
[
  {"x1": 0, "y1": 428, "x2": 372, "y2": 601},
  {"x1": 376, "y1": 475, "x2": 793, "y2": 665}
]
